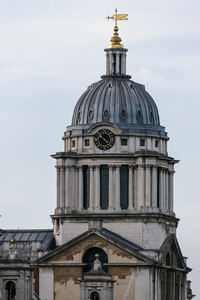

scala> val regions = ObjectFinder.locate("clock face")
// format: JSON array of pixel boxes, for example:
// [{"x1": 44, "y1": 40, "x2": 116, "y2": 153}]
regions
[{"x1": 94, "y1": 129, "x2": 115, "y2": 150}]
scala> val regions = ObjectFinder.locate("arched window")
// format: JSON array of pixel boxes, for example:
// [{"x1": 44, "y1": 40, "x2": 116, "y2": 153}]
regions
[
  {"x1": 90, "y1": 291, "x2": 100, "y2": 300},
  {"x1": 82, "y1": 247, "x2": 108, "y2": 273},
  {"x1": 5, "y1": 281, "x2": 16, "y2": 300}
]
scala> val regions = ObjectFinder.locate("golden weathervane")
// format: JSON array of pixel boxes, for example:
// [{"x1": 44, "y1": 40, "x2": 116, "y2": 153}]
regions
[{"x1": 106, "y1": 8, "x2": 128, "y2": 48}]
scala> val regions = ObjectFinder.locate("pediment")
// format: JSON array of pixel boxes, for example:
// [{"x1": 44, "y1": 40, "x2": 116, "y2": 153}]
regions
[
  {"x1": 159, "y1": 234, "x2": 186, "y2": 269},
  {"x1": 37, "y1": 229, "x2": 149, "y2": 265}
]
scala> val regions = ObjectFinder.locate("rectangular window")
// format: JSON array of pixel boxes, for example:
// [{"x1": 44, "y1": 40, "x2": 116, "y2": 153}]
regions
[
  {"x1": 120, "y1": 165, "x2": 129, "y2": 209},
  {"x1": 155, "y1": 140, "x2": 159, "y2": 147},
  {"x1": 121, "y1": 138, "x2": 127, "y2": 146},
  {"x1": 140, "y1": 139, "x2": 145, "y2": 146},
  {"x1": 85, "y1": 139, "x2": 90, "y2": 146},
  {"x1": 100, "y1": 165, "x2": 109, "y2": 209},
  {"x1": 72, "y1": 140, "x2": 75, "y2": 148},
  {"x1": 83, "y1": 166, "x2": 90, "y2": 209}
]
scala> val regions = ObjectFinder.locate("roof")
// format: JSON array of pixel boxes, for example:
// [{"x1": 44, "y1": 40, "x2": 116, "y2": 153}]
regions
[
  {"x1": 159, "y1": 234, "x2": 190, "y2": 271},
  {"x1": 101, "y1": 228, "x2": 142, "y2": 252},
  {"x1": 36, "y1": 228, "x2": 152, "y2": 264},
  {"x1": 71, "y1": 78, "x2": 166, "y2": 137},
  {"x1": 0, "y1": 229, "x2": 55, "y2": 251}
]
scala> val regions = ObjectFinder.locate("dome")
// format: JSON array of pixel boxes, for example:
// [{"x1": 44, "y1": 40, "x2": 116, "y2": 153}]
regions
[
  {"x1": 72, "y1": 77, "x2": 166, "y2": 136},
  {"x1": 71, "y1": 28, "x2": 166, "y2": 137}
]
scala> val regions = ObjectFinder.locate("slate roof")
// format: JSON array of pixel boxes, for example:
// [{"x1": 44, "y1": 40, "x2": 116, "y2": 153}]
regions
[
  {"x1": 0, "y1": 229, "x2": 55, "y2": 250},
  {"x1": 71, "y1": 77, "x2": 167, "y2": 137}
]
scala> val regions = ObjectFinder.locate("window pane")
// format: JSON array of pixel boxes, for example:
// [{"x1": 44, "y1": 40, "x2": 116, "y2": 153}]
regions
[
  {"x1": 121, "y1": 139, "x2": 127, "y2": 146},
  {"x1": 140, "y1": 139, "x2": 145, "y2": 146},
  {"x1": 85, "y1": 139, "x2": 90, "y2": 146}
]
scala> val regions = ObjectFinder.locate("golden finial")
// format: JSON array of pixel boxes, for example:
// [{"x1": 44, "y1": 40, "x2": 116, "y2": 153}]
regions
[
  {"x1": 106, "y1": 8, "x2": 128, "y2": 49},
  {"x1": 10, "y1": 238, "x2": 16, "y2": 244}
]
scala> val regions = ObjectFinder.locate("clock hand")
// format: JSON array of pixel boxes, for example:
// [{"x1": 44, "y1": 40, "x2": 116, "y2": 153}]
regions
[{"x1": 99, "y1": 134, "x2": 109, "y2": 143}]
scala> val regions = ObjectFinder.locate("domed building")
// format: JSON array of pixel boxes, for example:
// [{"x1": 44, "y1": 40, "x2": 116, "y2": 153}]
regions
[{"x1": 0, "y1": 11, "x2": 195, "y2": 300}]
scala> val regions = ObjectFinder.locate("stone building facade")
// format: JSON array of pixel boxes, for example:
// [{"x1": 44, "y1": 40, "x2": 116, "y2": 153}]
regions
[{"x1": 0, "y1": 14, "x2": 195, "y2": 300}]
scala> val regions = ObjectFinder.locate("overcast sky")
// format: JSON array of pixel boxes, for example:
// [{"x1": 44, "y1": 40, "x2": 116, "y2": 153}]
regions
[{"x1": 0, "y1": 0, "x2": 199, "y2": 296}]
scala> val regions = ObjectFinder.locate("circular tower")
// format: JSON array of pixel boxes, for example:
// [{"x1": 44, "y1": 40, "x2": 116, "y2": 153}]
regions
[{"x1": 51, "y1": 19, "x2": 178, "y2": 249}]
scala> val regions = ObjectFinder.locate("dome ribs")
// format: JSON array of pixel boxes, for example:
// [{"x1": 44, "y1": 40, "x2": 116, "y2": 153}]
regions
[
  {"x1": 86, "y1": 81, "x2": 105, "y2": 124},
  {"x1": 70, "y1": 77, "x2": 165, "y2": 136}
]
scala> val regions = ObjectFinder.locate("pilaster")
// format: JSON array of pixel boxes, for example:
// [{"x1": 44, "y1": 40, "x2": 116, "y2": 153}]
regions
[
  {"x1": 78, "y1": 166, "x2": 83, "y2": 210},
  {"x1": 128, "y1": 165, "x2": 133, "y2": 210},
  {"x1": 115, "y1": 165, "x2": 120, "y2": 209},
  {"x1": 152, "y1": 166, "x2": 157, "y2": 208},
  {"x1": 145, "y1": 164, "x2": 151, "y2": 208},
  {"x1": 108, "y1": 165, "x2": 114, "y2": 210}
]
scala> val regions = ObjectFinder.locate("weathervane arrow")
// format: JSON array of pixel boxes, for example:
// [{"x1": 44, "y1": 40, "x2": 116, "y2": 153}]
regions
[{"x1": 106, "y1": 8, "x2": 128, "y2": 26}]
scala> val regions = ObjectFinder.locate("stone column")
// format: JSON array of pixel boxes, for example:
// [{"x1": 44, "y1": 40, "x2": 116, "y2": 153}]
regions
[
  {"x1": 106, "y1": 53, "x2": 109, "y2": 74},
  {"x1": 109, "y1": 165, "x2": 114, "y2": 210},
  {"x1": 162, "y1": 169, "x2": 166, "y2": 210},
  {"x1": 121, "y1": 53, "x2": 126, "y2": 74},
  {"x1": 78, "y1": 166, "x2": 83, "y2": 210},
  {"x1": 128, "y1": 165, "x2": 133, "y2": 209},
  {"x1": 115, "y1": 165, "x2": 120, "y2": 209},
  {"x1": 159, "y1": 168, "x2": 163, "y2": 209},
  {"x1": 145, "y1": 165, "x2": 151, "y2": 208},
  {"x1": 165, "y1": 170, "x2": 169, "y2": 211},
  {"x1": 109, "y1": 52, "x2": 113, "y2": 74},
  {"x1": 116, "y1": 52, "x2": 119, "y2": 74},
  {"x1": 94, "y1": 165, "x2": 100, "y2": 210},
  {"x1": 65, "y1": 166, "x2": 70, "y2": 209},
  {"x1": 137, "y1": 164, "x2": 144, "y2": 209},
  {"x1": 56, "y1": 167, "x2": 60, "y2": 209},
  {"x1": 133, "y1": 166, "x2": 137, "y2": 208},
  {"x1": 152, "y1": 166, "x2": 157, "y2": 208},
  {"x1": 89, "y1": 165, "x2": 94, "y2": 210},
  {"x1": 169, "y1": 171, "x2": 174, "y2": 211},
  {"x1": 60, "y1": 167, "x2": 65, "y2": 208}
]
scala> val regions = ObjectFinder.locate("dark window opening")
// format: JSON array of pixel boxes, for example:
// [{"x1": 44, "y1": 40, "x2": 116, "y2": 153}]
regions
[
  {"x1": 140, "y1": 139, "x2": 145, "y2": 146},
  {"x1": 121, "y1": 138, "x2": 127, "y2": 146},
  {"x1": 83, "y1": 165, "x2": 90, "y2": 209},
  {"x1": 82, "y1": 247, "x2": 108, "y2": 273},
  {"x1": 72, "y1": 140, "x2": 75, "y2": 148},
  {"x1": 155, "y1": 140, "x2": 159, "y2": 147},
  {"x1": 5, "y1": 281, "x2": 16, "y2": 300},
  {"x1": 100, "y1": 165, "x2": 109, "y2": 209},
  {"x1": 90, "y1": 291, "x2": 100, "y2": 300},
  {"x1": 120, "y1": 165, "x2": 129, "y2": 209},
  {"x1": 157, "y1": 167, "x2": 160, "y2": 208},
  {"x1": 166, "y1": 252, "x2": 171, "y2": 266},
  {"x1": 85, "y1": 139, "x2": 90, "y2": 146}
]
